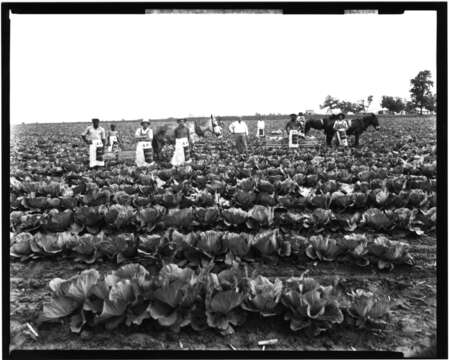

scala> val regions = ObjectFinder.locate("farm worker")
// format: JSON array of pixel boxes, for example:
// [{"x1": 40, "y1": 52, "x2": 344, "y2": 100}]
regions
[
  {"x1": 229, "y1": 118, "x2": 249, "y2": 154},
  {"x1": 285, "y1": 113, "x2": 298, "y2": 134},
  {"x1": 107, "y1": 124, "x2": 121, "y2": 153},
  {"x1": 285, "y1": 113, "x2": 302, "y2": 148},
  {"x1": 256, "y1": 118, "x2": 265, "y2": 137},
  {"x1": 81, "y1": 118, "x2": 106, "y2": 168},
  {"x1": 297, "y1": 112, "x2": 306, "y2": 136},
  {"x1": 135, "y1": 119, "x2": 155, "y2": 167},
  {"x1": 333, "y1": 113, "x2": 349, "y2": 147},
  {"x1": 171, "y1": 118, "x2": 192, "y2": 166},
  {"x1": 211, "y1": 114, "x2": 223, "y2": 138}
]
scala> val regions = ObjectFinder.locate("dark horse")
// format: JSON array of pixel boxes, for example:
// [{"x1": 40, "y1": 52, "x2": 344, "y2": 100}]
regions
[
  {"x1": 304, "y1": 113, "x2": 380, "y2": 146},
  {"x1": 152, "y1": 115, "x2": 222, "y2": 160}
]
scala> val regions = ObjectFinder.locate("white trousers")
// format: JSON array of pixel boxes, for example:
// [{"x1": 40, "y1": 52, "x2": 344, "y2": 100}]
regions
[{"x1": 107, "y1": 135, "x2": 118, "y2": 152}]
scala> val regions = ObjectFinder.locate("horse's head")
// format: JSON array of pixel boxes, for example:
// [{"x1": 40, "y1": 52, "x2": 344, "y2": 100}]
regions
[
  {"x1": 367, "y1": 113, "x2": 380, "y2": 130},
  {"x1": 193, "y1": 115, "x2": 222, "y2": 137}
]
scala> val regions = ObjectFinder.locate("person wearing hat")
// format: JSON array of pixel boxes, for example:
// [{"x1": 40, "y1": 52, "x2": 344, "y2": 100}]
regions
[
  {"x1": 333, "y1": 113, "x2": 349, "y2": 147},
  {"x1": 171, "y1": 118, "x2": 192, "y2": 166},
  {"x1": 229, "y1": 117, "x2": 249, "y2": 156},
  {"x1": 135, "y1": 119, "x2": 155, "y2": 167},
  {"x1": 81, "y1": 118, "x2": 106, "y2": 168}
]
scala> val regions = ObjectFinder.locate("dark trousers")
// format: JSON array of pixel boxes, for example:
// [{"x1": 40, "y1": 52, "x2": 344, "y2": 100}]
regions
[{"x1": 235, "y1": 134, "x2": 248, "y2": 153}]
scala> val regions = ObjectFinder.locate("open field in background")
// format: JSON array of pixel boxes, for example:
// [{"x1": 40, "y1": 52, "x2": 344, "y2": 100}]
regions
[
  {"x1": 11, "y1": 115, "x2": 436, "y2": 151},
  {"x1": 9, "y1": 115, "x2": 437, "y2": 355}
]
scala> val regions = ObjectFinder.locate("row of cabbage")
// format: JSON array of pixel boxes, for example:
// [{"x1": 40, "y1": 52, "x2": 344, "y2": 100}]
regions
[
  {"x1": 39, "y1": 263, "x2": 392, "y2": 336},
  {"x1": 11, "y1": 167, "x2": 436, "y2": 195},
  {"x1": 11, "y1": 181, "x2": 436, "y2": 212},
  {"x1": 11, "y1": 139, "x2": 436, "y2": 179},
  {"x1": 11, "y1": 228, "x2": 414, "y2": 271},
  {"x1": 10, "y1": 205, "x2": 436, "y2": 236}
]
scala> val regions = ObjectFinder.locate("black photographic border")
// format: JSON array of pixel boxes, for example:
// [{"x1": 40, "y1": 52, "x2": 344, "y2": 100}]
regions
[{"x1": 2, "y1": 2, "x2": 447, "y2": 359}]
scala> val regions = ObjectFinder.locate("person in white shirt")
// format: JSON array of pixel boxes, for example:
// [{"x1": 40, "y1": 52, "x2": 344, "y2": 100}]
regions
[
  {"x1": 333, "y1": 113, "x2": 349, "y2": 147},
  {"x1": 297, "y1": 112, "x2": 306, "y2": 136},
  {"x1": 229, "y1": 118, "x2": 249, "y2": 155},
  {"x1": 135, "y1": 119, "x2": 155, "y2": 167},
  {"x1": 81, "y1": 118, "x2": 106, "y2": 168},
  {"x1": 107, "y1": 124, "x2": 121, "y2": 153},
  {"x1": 211, "y1": 114, "x2": 223, "y2": 138},
  {"x1": 256, "y1": 119, "x2": 265, "y2": 137}
]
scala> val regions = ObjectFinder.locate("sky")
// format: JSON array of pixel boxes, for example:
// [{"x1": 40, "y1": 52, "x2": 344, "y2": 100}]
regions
[{"x1": 10, "y1": 11, "x2": 436, "y2": 124}]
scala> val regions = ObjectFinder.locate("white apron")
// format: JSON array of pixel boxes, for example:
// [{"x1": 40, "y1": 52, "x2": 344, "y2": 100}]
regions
[
  {"x1": 89, "y1": 139, "x2": 105, "y2": 167},
  {"x1": 171, "y1": 138, "x2": 189, "y2": 166},
  {"x1": 136, "y1": 141, "x2": 153, "y2": 167},
  {"x1": 338, "y1": 131, "x2": 348, "y2": 147},
  {"x1": 289, "y1": 130, "x2": 300, "y2": 148}
]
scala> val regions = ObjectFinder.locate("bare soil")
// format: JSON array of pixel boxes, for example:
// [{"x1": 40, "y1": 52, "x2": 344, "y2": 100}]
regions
[{"x1": 9, "y1": 233, "x2": 436, "y2": 356}]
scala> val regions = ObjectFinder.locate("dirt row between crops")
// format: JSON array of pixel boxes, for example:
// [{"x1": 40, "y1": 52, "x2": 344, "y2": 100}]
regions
[{"x1": 9, "y1": 231, "x2": 436, "y2": 356}]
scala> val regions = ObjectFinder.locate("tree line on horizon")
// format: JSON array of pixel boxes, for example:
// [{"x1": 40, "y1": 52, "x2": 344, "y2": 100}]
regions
[{"x1": 320, "y1": 70, "x2": 436, "y2": 115}]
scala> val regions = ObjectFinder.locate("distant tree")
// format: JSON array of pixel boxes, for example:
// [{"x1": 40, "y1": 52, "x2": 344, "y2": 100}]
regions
[
  {"x1": 337, "y1": 100, "x2": 364, "y2": 114},
  {"x1": 321, "y1": 95, "x2": 369, "y2": 114},
  {"x1": 352, "y1": 101, "x2": 365, "y2": 114},
  {"x1": 359, "y1": 95, "x2": 373, "y2": 113},
  {"x1": 410, "y1": 70, "x2": 434, "y2": 115},
  {"x1": 405, "y1": 101, "x2": 417, "y2": 114},
  {"x1": 366, "y1": 95, "x2": 373, "y2": 110},
  {"x1": 338, "y1": 101, "x2": 358, "y2": 113},
  {"x1": 381, "y1": 96, "x2": 405, "y2": 113},
  {"x1": 423, "y1": 93, "x2": 436, "y2": 113},
  {"x1": 320, "y1": 95, "x2": 340, "y2": 112}
]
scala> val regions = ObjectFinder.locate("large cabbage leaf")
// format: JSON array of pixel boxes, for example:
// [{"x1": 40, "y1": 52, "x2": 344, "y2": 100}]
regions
[
  {"x1": 246, "y1": 205, "x2": 274, "y2": 229},
  {"x1": 242, "y1": 276, "x2": 283, "y2": 317}
]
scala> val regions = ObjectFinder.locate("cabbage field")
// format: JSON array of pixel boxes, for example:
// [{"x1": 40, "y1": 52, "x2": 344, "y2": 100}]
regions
[{"x1": 9, "y1": 115, "x2": 437, "y2": 355}]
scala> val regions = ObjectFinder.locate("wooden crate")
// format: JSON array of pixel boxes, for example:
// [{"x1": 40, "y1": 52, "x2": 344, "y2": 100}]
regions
[
  {"x1": 118, "y1": 150, "x2": 136, "y2": 160},
  {"x1": 263, "y1": 138, "x2": 321, "y2": 149},
  {"x1": 103, "y1": 150, "x2": 135, "y2": 161}
]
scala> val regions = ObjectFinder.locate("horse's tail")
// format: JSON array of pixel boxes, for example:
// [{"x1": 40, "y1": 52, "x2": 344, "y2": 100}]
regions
[{"x1": 304, "y1": 119, "x2": 311, "y2": 135}]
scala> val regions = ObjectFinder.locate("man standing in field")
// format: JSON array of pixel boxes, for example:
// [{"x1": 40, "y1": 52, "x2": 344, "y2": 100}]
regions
[
  {"x1": 333, "y1": 113, "x2": 349, "y2": 147},
  {"x1": 107, "y1": 124, "x2": 121, "y2": 154},
  {"x1": 229, "y1": 117, "x2": 249, "y2": 156},
  {"x1": 256, "y1": 118, "x2": 265, "y2": 137},
  {"x1": 135, "y1": 119, "x2": 155, "y2": 167},
  {"x1": 211, "y1": 114, "x2": 223, "y2": 138},
  {"x1": 81, "y1": 118, "x2": 106, "y2": 168},
  {"x1": 171, "y1": 118, "x2": 192, "y2": 166},
  {"x1": 285, "y1": 113, "x2": 303, "y2": 148},
  {"x1": 297, "y1": 112, "x2": 306, "y2": 135}
]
